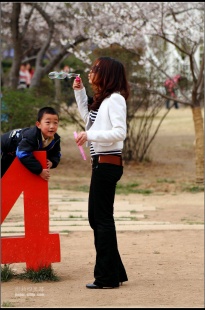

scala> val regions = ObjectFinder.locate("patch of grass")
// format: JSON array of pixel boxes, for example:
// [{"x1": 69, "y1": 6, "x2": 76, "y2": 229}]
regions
[
  {"x1": 116, "y1": 216, "x2": 138, "y2": 221},
  {"x1": 73, "y1": 183, "x2": 153, "y2": 195},
  {"x1": 1, "y1": 301, "x2": 15, "y2": 307},
  {"x1": 181, "y1": 218, "x2": 204, "y2": 225},
  {"x1": 49, "y1": 186, "x2": 61, "y2": 190},
  {"x1": 135, "y1": 189, "x2": 153, "y2": 195},
  {"x1": 1, "y1": 264, "x2": 16, "y2": 282},
  {"x1": 117, "y1": 182, "x2": 140, "y2": 189},
  {"x1": 1, "y1": 229, "x2": 23, "y2": 234},
  {"x1": 67, "y1": 198, "x2": 85, "y2": 202},
  {"x1": 77, "y1": 185, "x2": 90, "y2": 192},
  {"x1": 182, "y1": 185, "x2": 204, "y2": 193},
  {"x1": 116, "y1": 183, "x2": 152, "y2": 195},
  {"x1": 16, "y1": 265, "x2": 60, "y2": 283},
  {"x1": 157, "y1": 178, "x2": 175, "y2": 184},
  {"x1": 52, "y1": 217, "x2": 87, "y2": 221},
  {"x1": 61, "y1": 198, "x2": 85, "y2": 202}
]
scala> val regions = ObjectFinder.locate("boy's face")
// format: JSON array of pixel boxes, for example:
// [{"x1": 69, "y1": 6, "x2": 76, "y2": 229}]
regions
[{"x1": 36, "y1": 113, "x2": 59, "y2": 139}]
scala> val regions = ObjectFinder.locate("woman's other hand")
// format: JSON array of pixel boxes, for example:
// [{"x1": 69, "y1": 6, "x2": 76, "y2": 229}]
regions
[{"x1": 75, "y1": 131, "x2": 87, "y2": 146}]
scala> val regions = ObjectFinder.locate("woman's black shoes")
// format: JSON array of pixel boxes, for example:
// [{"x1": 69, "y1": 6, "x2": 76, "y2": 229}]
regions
[
  {"x1": 86, "y1": 283, "x2": 102, "y2": 289},
  {"x1": 86, "y1": 283, "x2": 119, "y2": 289}
]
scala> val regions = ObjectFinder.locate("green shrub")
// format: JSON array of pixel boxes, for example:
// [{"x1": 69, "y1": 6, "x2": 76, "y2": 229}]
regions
[
  {"x1": 1, "y1": 87, "x2": 56, "y2": 133},
  {"x1": 1, "y1": 264, "x2": 16, "y2": 282}
]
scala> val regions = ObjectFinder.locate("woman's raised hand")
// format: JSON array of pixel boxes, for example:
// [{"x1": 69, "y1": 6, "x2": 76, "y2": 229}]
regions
[{"x1": 73, "y1": 77, "x2": 84, "y2": 90}]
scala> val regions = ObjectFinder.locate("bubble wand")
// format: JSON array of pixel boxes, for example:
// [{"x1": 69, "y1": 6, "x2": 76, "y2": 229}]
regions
[{"x1": 73, "y1": 131, "x2": 86, "y2": 160}]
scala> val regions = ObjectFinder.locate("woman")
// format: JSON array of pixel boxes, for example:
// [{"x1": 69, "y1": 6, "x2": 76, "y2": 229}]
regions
[{"x1": 73, "y1": 57, "x2": 130, "y2": 289}]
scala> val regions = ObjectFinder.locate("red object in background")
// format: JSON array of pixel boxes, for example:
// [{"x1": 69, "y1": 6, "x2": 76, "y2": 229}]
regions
[
  {"x1": 1, "y1": 151, "x2": 61, "y2": 270},
  {"x1": 172, "y1": 74, "x2": 181, "y2": 83},
  {"x1": 164, "y1": 75, "x2": 181, "y2": 97}
]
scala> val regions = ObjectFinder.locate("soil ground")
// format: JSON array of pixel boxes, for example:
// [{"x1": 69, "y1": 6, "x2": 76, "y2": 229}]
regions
[{"x1": 1, "y1": 107, "x2": 204, "y2": 308}]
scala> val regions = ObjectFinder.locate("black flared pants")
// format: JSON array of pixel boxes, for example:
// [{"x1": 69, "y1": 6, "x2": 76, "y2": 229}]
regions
[{"x1": 88, "y1": 157, "x2": 128, "y2": 287}]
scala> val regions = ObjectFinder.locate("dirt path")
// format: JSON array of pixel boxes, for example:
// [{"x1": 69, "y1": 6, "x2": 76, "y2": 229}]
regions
[
  {"x1": 1, "y1": 190, "x2": 204, "y2": 308},
  {"x1": 1, "y1": 229, "x2": 204, "y2": 308}
]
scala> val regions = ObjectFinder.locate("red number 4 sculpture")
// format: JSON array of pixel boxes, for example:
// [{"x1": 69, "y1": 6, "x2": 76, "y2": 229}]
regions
[{"x1": 1, "y1": 151, "x2": 61, "y2": 270}]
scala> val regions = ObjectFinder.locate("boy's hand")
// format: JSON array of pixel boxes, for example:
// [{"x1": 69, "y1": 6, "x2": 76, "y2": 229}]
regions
[
  {"x1": 47, "y1": 159, "x2": 53, "y2": 169},
  {"x1": 40, "y1": 169, "x2": 50, "y2": 181}
]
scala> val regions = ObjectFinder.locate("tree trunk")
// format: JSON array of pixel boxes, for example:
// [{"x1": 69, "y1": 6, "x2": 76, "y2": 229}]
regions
[
  {"x1": 191, "y1": 106, "x2": 204, "y2": 183},
  {"x1": 9, "y1": 3, "x2": 22, "y2": 89},
  {"x1": 9, "y1": 51, "x2": 22, "y2": 89},
  {"x1": 30, "y1": 66, "x2": 44, "y2": 88}
]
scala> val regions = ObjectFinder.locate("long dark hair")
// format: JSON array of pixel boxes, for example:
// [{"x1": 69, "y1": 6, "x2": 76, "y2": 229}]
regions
[{"x1": 89, "y1": 57, "x2": 130, "y2": 111}]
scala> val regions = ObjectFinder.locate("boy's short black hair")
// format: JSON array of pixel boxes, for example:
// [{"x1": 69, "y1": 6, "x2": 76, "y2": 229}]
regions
[{"x1": 37, "y1": 107, "x2": 59, "y2": 122}]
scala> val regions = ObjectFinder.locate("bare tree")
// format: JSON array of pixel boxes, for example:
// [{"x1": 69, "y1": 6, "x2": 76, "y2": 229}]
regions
[
  {"x1": 124, "y1": 87, "x2": 171, "y2": 162},
  {"x1": 1, "y1": 3, "x2": 88, "y2": 89},
  {"x1": 79, "y1": 2, "x2": 204, "y2": 183},
  {"x1": 132, "y1": 2, "x2": 204, "y2": 183}
]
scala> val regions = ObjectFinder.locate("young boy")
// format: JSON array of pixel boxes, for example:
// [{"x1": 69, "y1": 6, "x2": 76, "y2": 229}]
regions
[{"x1": 1, "y1": 106, "x2": 61, "y2": 180}]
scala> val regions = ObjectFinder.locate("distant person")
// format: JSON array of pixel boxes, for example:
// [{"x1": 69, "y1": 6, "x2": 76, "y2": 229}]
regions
[
  {"x1": 1, "y1": 107, "x2": 61, "y2": 179},
  {"x1": 164, "y1": 74, "x2": 181, "y2": 109},
  {"x1": 63, "y1": 65, "x2": 70, "y2": 74},
  {"x1": 62, "y1": 65, "x2": 71, "y2": 89},
  {"x1": 62, "y1": 65, "x2": 70, "y2": 85},
  {"x1": 18, "y1": 63, "x2": 28, "y2": 89},
  {"x1": 25, "y1": 63, "x2": 35, "y2": 88}
]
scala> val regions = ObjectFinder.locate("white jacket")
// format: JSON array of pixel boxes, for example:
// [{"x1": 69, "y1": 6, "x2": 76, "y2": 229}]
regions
[{"x1": 74, "y1": 87, "x2": 127, "y2": 153}]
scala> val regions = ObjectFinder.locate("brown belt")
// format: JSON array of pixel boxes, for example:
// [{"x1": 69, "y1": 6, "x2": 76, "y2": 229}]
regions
[{"x1": 98, "y1": 155, "x2": 123, "y2": 166}]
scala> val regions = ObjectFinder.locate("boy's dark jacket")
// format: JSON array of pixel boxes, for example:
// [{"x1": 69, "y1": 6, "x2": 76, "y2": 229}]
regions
[{"x1": 1, "y1": 126, "x2": 61, "y2": 175}]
